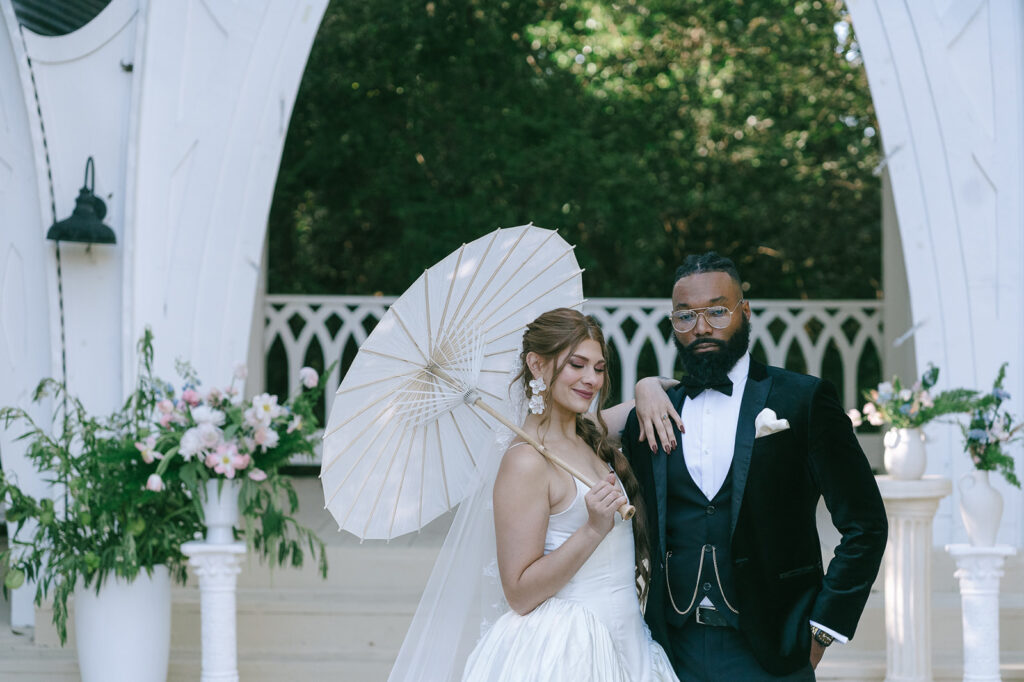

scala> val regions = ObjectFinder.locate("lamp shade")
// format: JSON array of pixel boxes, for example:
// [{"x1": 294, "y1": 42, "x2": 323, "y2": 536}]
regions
[{"x1": 47, "y1": 157, "x2": 116, "y2": 244}]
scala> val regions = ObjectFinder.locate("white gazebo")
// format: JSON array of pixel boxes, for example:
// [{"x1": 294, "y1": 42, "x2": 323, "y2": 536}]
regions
[{"x1": 0, "y1": 0, "x2": 1020, "y2": 678}]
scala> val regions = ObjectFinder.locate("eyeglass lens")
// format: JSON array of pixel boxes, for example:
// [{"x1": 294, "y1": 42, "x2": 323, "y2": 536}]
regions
[{"x1": 671, "y1": 306, "x2": 733, "y2": 332}]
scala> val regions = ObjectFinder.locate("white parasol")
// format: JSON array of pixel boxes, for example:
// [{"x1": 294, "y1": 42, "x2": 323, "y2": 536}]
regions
[{"x1": 321, "y1": 224, "x2": 632, "y2": 540}]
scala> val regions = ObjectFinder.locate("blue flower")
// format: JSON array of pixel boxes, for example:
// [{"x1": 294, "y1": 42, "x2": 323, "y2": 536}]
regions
[
  {"x1": 898, "y1": 404, "x2": 912, "y2": 415},
  {"x1": 993, "y1": 388, "x2": 1011, "y2": 401},
  {"x1": 967, "y1": 429, "x2": 989, "y2": 443},
  {"x1": 877, "y1": 382, "x2": 895, "y2": 402}
]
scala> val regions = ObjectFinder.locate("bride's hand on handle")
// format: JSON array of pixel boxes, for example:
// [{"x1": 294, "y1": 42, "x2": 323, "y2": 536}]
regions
[
  {"x1": 584, "y1": 474, "x2": 627, "y2": 537},
  {"x1": 635, "y1": 377, "x2": 684, "y2": 453}
]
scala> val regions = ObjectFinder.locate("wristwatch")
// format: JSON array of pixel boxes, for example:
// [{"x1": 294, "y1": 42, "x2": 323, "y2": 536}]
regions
[{"x1": 811, "y1": 626, "x2": 835, "y2": 647}]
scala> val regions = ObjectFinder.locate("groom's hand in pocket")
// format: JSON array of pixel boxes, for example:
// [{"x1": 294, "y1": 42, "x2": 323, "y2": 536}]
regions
[{"x1": 810, "y1": 640, "x2": 826, "y2": 670}]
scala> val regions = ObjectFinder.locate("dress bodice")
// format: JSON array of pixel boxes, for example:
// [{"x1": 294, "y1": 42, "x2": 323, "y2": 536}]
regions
[{"x1": 545, "y1": 475, "x2": 637, "y2": 598}]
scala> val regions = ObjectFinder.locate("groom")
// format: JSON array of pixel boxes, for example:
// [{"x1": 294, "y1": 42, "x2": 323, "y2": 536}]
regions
[{"x1": 622, "y1": 252, "x2": 888, "y2": 681}]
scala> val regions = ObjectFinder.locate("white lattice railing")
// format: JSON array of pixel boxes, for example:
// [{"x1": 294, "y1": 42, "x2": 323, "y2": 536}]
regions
[{"x1": 261, "y1": 295, "x2": 884, "y2": 417}]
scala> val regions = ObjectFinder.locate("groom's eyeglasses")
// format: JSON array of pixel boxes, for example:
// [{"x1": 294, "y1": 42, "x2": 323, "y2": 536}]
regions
[{"x1": 668, "y1": 300, "x2": 745, "y2": 333}]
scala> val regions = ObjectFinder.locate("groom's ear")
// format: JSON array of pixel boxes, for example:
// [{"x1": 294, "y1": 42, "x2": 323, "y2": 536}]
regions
[{"x1": 741, "y1": 299, "x2": 751, "y2": 321}]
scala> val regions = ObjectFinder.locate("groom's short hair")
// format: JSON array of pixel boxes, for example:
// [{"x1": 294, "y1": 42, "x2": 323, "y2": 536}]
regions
[{"x1": 674, "y1": 251, "x2": 742, "y2": 286}]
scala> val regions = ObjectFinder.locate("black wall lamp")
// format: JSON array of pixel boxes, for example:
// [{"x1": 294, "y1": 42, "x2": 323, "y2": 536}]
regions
[{"x1": 46, "y1": 156, "x2": 116, "y2": 244}]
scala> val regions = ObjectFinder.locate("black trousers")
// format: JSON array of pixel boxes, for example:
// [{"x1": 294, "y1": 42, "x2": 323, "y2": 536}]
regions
[{"x1": 668, "y1": 623, "x2": 816, "y2": 682}]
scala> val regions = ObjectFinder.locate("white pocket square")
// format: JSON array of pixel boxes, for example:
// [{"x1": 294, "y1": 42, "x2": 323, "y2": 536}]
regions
[{"x1": 754, "y1": 408, "x2": 790, "y2": 438}]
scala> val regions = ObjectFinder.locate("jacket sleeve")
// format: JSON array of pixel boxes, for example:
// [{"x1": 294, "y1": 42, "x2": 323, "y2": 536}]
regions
[{"x1": 806, "y1": 379, "x2": 888, "y2": 639}]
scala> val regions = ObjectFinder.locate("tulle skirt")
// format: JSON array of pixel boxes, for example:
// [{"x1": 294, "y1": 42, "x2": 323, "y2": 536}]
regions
[{"x1": 462, "y1": 597, "x2": 677, "y2": 682}]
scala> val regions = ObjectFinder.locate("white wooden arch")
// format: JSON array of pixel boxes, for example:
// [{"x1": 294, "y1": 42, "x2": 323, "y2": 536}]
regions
[
  {"x1": 847, "y1": 0, "x2": 1024, "y2": 547},
  {"x1": 0, "y1": 0, "x2": 328, "y2": 628}
]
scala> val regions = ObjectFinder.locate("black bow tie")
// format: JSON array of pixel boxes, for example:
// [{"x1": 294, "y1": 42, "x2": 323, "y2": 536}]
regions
[{"x1": 680, "y1": 375, "x2": 733, "y2": 399}]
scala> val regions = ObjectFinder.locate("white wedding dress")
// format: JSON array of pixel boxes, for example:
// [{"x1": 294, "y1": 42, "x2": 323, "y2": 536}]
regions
[
  {"x1": 388, "y1": 359, "x2": 677, "y2": 682},
  {"x1": 462, "y1": 475, "x2": 678, "y2": 682}
]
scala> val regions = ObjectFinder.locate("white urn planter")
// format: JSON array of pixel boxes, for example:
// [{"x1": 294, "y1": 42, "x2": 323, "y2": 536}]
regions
[
  {"x1": 958, "y1": 469, "x2": 1003, "y2": 546},
  {"x1": 883, "y1": 427, "x2": 927, "y2": 480},
  {"x1": 74, "y1": 565, "x2": 171, "y2": 682},
  {"x1": 202, "y1": 478, "x2": 242, "y2": 544}
]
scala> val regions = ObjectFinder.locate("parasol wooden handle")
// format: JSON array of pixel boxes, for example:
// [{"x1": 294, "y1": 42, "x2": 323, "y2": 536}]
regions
[{"x1": 473, "y1": 398, "x2": 635, "y2": 520}]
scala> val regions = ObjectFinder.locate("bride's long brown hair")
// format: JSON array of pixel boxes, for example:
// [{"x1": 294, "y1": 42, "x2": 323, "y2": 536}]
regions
[{"x1": 512, "y1": 307, "x2": 651, "y2": 601}]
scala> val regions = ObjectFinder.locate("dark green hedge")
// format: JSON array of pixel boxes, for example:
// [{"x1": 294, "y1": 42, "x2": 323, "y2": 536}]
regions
[{"x1": 269, "y1": 0, "x2": 880, "y2": 300}]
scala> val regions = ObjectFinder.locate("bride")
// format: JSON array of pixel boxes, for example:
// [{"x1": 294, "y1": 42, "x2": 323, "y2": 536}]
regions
[{"x1": 389, "y1": 308, "x2": 677, "y2": 682}]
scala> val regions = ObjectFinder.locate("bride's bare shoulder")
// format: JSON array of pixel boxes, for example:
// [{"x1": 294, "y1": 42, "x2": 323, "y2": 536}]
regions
[{"x1": 499, "y1": 440, "x2": 547, "y2": 478}]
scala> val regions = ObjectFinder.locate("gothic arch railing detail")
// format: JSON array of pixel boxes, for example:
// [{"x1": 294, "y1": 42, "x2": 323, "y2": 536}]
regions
[{"x1": 263, "y1": 296, "x2": 883, "y2": 429}]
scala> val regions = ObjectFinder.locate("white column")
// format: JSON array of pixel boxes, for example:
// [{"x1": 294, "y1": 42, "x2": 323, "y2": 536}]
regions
[
  {"x1": 181, "y1": 541, "x2": 247, "y2": 682},
  {"x1": 876, "y1": 475, "x2": 952, "y2": 682},
  {"x1": 945, "y1": 544, "x2": 1016, "y2": 682}
]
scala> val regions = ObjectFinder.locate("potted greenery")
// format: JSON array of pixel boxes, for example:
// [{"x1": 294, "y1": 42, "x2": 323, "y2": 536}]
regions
[
  {"x1": 847, "y1": 365, "x2": 976, "y2": 479},
  {"x1": 0, "y1": 333, "x2": 202, "y2": 680},
  {"x1": 0, "y1": 331, "x2": 328, "y2": 681},
  {"x1": 958, "y1": 363, "x2": 1021, "y2": 546}
]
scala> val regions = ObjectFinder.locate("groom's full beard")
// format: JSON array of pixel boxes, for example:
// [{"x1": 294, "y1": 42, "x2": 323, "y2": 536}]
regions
[{"x1": 674, "y1": 316, "x2": 751, "y2": 383}]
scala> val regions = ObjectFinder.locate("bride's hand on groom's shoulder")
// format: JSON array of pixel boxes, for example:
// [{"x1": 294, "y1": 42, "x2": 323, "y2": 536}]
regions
[{"x1": 635, "y1": 377, "x2": 683, "y2": 453}]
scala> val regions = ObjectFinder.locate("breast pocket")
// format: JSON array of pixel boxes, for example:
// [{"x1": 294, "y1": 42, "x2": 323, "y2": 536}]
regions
[{"x1": 778, "y1": 562, "x2": 821, "y2": 580}]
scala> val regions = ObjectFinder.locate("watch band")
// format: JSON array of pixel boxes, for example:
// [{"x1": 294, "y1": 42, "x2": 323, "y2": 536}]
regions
[{"x1": 811, "y1": 626, "x2": 835, "y2": 647}]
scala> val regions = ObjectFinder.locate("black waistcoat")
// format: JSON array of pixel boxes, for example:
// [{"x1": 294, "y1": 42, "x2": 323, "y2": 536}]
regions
[{"x1": 664, "y1": 449, "x2": 740, "y2": 629}]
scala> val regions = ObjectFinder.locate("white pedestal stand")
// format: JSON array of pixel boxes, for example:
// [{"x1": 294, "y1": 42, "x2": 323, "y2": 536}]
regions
[
  {"x1": 945, "y1": 544, "x2": 1016, "y2": 682},
  {"x1": 876, "y1": 475, "x2": 952, "y2": 682},
  {"x1": 181, "y1": 541, "x2": 247, "y2": 682}
]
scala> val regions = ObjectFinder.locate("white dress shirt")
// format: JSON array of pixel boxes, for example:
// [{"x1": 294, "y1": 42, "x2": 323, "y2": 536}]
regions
[{"x1": 679, "y1": 352, "x2": 750, "y2": 501}]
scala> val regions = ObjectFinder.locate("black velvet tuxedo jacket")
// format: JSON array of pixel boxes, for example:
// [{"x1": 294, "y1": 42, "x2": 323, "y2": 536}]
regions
[{"x1": 622, "y1": 360, "x2": 888, "y2": 675}]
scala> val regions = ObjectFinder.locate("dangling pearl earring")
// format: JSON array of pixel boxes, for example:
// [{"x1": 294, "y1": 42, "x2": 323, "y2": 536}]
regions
[{"x1": 528, "y1": 376, "x2": 547, "y2": 415}]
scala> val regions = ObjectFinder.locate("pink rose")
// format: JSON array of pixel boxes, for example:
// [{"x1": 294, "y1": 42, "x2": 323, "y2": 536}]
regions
[
  {"x1": 254, "y1": 426, "x2": 280, "y2": 451},
  {"x1": 248, "y1": 468, "x2": 268, "y2": 481},
  {"x1": 299, "y1": 367, "x2": 319, "y2": 389},
  {"x1": 157, "y1": 399, "x2": 175, "y2": 414},
  {"x1": 182, "y1": 389, "x2": 201, "y2": 406}
]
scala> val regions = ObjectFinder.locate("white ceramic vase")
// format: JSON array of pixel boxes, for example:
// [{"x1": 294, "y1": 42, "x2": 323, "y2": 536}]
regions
[
  {"x1": 883, "y1": 427, "x2": 927, "y2": 480},
  {"x1": 958, "y1": 469, "x2": 1003, "y2": 546},
  {"x1": 74, "y1": 565, "x2": 171, "y2": 682},
  {"x1": 203, "y1": 478, "x2": 242, "y2": 544}
]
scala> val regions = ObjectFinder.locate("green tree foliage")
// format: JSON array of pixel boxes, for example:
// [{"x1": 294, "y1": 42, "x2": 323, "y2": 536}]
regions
[{"x1": 269, "y1": 0, "x2": 880, "y2": 299}]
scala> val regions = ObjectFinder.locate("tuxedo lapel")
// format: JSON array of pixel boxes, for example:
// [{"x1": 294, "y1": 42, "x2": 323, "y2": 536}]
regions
[
  {"x1": 655, "y1": 386, "x2": 688, "y2": 553},
  {"x1": 730, "y1": 361, "x2": 771, "y2": 538}
]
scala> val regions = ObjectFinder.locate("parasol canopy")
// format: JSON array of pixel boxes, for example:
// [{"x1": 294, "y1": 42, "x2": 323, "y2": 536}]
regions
[{"x1": 321, "y1": 224, "x2": 588, "y2": 540}]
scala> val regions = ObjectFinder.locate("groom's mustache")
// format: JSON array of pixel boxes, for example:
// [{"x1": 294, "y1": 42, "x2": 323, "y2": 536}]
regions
[{"x1": 686, "y1": 339, "x2": 727, "y2": 352}]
